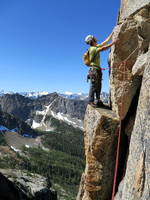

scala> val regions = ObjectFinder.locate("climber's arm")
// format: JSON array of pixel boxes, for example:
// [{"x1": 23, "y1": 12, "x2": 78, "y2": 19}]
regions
[
  {"x1": 97, "y1": 39, "x2": 119, "y2": 52},
  {"x1": 97, "y1": 32, "x2": 113, "y2": 47}
]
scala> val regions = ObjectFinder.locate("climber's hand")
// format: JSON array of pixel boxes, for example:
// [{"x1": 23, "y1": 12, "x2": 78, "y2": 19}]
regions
[{"x1": 112, "y1": 38, "x2": 119, "y2": 45}]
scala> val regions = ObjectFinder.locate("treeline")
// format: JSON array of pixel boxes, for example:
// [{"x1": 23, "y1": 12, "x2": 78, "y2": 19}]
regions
[
  {"x1": 20, "y1": 147, "x2": 84, "y2": 199},
  {"x1": 21, "y1": 147, "x2": 84, "y2": 184},
  {"x1": 41, "y1": 117, "x2": 84, "y2": 158}
]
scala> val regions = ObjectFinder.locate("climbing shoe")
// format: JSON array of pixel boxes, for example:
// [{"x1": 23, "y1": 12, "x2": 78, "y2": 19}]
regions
[{"x1": 96, "y1": 100, "x2": 105, "y2": 107}]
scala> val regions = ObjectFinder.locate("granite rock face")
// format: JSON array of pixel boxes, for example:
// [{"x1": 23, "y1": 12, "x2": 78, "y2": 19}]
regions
[
  {"x1": 115, "y1": 46, "x2": 150, "y2": 200},
  {"x1": 110, "y1": 2, "x2": 150, "y2": 119},
  {"x1": 120, "y1": 0, "x2": 150, "y2": 20},
  {"x1": 132, "y1": 52, "x2": 148, "y2": 76},
  {"x1": 78, "y1": 106, "x2": 119, "y2": 200},
  {"x1": 113, "y1": 1, "x2": 150, "y2": 199},
  {"x1": 76, "y1": 173, "x2": 85, "y2": 200}
]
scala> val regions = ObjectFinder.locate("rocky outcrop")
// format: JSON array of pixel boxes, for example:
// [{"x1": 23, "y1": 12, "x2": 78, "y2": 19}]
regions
[
  {"x1": 77, "y1": 0, "x2": 150, "y2": 199},
  {"x1": 120, "y1": 0, "x2": 150, "y2": 21},
  {"x1": 115, "y1": 52, "x2": 150, "y2": 199},
  {"x1": 112, "y1": 1, "x2": 150, "y2": 199},
  {"x1": 78, "y1": 106, "x2": 119, "y2": 200},
  {"x1": 110, "y1": 1, "x2": 150, "y2": 120},
  {"x1": 0, "y1": 169, "x2": 57, "y2": 200}
]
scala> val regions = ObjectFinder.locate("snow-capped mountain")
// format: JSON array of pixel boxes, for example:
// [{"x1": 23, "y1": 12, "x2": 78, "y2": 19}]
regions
[
  {"x1": 19, "y1": 91, "x2": 49, "y2": 99},
  {"x1": 60, "y1": 91, "x2": 109, "y2": 103},
  {"x1": 0, "y1": 90, "x2": 109, "y2": 102},
  {"x1": 0, "y1": 90, "x2": 49, "y2": 98},
  {"x1": 0, "y1": 90, "x2": 14, "y2": 96},
  {"x1": 59, "y1": 92, "x2": 88, "y2": 100}
]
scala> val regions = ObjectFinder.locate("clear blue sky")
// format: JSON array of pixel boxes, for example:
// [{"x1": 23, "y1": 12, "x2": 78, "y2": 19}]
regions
[{"x1": 0, "y1": 0, "x2": 120, "y2": 94}]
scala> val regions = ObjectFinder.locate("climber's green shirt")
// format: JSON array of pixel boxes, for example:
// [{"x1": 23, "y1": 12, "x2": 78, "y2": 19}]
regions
[{"x1": 89, "y1": 46, "x2": 100, "y2": 68}]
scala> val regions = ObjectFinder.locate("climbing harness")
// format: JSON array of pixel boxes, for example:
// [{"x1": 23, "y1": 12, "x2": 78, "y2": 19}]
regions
[
  {"x1": 87, "y1": 67, "x2": 101, "y2": 82},
  {"x1": 111, "y1": 46, "x2": 138, "y2": 200}
]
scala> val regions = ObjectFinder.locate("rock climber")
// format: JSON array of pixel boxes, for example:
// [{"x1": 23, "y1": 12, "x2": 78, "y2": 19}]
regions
[{"x1": 84, "y1": 33, "x2": 118, "y2": 107}]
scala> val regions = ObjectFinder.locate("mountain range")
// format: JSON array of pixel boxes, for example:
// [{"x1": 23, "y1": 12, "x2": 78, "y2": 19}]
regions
[
  {"x1": 0, "y1": 90, "x2": 109, "y2": 101},
  {"x1": 0, "y1": 92, "x2": 88, "y2": 131}
]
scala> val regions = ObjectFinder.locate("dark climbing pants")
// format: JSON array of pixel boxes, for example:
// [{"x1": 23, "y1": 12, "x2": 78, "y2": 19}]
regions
[{"x1": 88, "y1": 68, "x2": 102, "y2": 103}]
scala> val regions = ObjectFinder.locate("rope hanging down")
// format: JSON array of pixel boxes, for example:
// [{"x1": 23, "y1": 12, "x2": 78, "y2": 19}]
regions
[{"x1": 111, "y1": 46, "x2": 138, "y2": 200}]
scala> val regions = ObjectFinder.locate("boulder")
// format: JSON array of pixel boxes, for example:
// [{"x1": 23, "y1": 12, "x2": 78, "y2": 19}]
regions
[{"x1": 0, "y1": 169, "x2": 57, "y2": 200}]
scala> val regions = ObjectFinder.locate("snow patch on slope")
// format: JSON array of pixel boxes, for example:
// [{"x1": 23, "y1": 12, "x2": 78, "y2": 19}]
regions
[
  {"x1": 50, "y1": 111, "x2": 82, "y2": 128},
  {"x1": 32, "y1": 100, "x2": 83, "y2": 131},
  {"x1": 10, "y1": 146, "x2": 20, "y2": 152},
  {"x1": 32, "y1": 120, "x2": 41, "y2": 129}
]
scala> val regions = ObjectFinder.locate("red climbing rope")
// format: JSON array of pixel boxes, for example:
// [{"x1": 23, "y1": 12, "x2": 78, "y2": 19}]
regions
[{"x1": 111, "y1": 120, "x2": 122, "y2": 200}]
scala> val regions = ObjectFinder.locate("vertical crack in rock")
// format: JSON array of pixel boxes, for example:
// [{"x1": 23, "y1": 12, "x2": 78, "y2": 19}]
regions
[
  {"x1": 115, "y1": 46, "x2": 150, "y2": 200},
  {"x1": 112, "y1": 82, "x2": 142, "y2": 195}
]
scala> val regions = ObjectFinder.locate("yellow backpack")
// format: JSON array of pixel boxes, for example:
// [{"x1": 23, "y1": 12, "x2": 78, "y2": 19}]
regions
[
  {"x1": 83, "y1": 49, "x2": 97, "y2": 66},
  {"x1": 83, "y1": 50, "x2": 91, "y2": 66}
]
